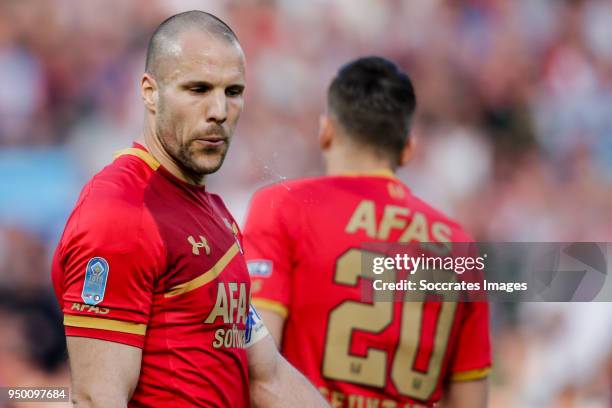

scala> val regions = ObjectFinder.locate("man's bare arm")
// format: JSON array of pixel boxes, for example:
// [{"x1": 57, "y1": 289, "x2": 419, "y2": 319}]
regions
[
  {"x1": 438, "y1": 379, "x2": 489, "y2": 408},
  {"x1": 248, "y1": 335, "x2": 329, "y2": 408},
  {"x1": 258, "y1": 309, "x2": 285, "y2": 348},
  {"x1": 67, "y1": 337, "x2": 142, "y2": 407}
]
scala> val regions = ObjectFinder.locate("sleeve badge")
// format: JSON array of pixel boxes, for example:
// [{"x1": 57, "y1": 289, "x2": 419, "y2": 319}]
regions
[{"x1": 81, "y1": 257, "x2": 110, "y2": 306}]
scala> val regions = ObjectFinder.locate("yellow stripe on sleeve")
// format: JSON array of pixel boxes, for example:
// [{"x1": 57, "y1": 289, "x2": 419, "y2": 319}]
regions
[
  {"x1": 252, "y1": 298, "x2": 289, "y2": 319},
  {"x1": 450, "y1": 367, "x2": 491, "y2": 382},
  {"x1": 64, "y1": 314, "x2": 147, "y2": 336}
]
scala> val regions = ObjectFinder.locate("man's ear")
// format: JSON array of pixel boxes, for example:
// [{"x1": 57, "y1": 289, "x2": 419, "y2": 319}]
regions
[
  {"x1": 141, "y1": 73, "x2": 159, "y2": 113},
  {"x1": 399, "y1": 136, "x2": 416, "y2": 167},
  {"x1": 318, "y1": 115, "x2": 334, "y2": 151}
]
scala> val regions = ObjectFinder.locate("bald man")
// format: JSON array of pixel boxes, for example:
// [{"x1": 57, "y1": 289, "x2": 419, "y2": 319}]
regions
[{"x1": 51, "y1": 11, "x2": 329, "y2": 408}]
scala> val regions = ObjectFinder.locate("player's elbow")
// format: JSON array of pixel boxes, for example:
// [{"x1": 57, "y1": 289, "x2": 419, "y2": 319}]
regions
[
  {"x1": 70, "y1": 389, "x2": 95, "y2": 408},
  {"x1": 250, "y1": 376, "x2": 281, "y2": 408},
  {"x1": 71, "y1": 386, "x2": 129, "y2": 408}
]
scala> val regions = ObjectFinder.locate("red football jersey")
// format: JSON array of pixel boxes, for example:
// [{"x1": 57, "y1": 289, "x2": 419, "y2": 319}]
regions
[
  {"x1": 52, "y1": 143, "x2": 252, "y2": 407},
  {"x1": 243, "y1": 172, "x2": 491, "y2": 407}
]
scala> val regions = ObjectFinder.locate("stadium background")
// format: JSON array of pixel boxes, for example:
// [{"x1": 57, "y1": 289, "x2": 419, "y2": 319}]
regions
[{"x1": 0, "y1": 0, "x2": 610, "y2": 406}]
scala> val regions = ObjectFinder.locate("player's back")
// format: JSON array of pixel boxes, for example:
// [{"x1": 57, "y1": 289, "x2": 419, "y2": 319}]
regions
[{"x1": 243, "y1": 173, "x2": 491, "y2": 407}]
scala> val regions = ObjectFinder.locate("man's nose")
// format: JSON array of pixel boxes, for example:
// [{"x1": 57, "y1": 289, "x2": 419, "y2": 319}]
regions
[{"x1": 206, "y1": 90, "x2": 227, "y2": 124}]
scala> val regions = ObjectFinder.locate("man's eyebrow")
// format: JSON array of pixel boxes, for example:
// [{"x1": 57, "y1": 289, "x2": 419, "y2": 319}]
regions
[
  {"x1": 180, "y1": 80, "x2": 245, "y2": 88},
  {"x1": 181, "y1": 80, "x2": 214, "y2": 88}
]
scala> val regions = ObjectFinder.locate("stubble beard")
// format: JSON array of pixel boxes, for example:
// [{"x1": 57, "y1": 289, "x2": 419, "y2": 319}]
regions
[{"x1": 156, "y1": 114, "x2": 230, "y2": 177}]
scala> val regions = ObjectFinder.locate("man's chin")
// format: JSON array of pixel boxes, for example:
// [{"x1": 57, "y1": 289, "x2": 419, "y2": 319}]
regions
[
  {"x1": 197, "y1": 165, "x2": 222, "y2": 175},
  {"x1": 178, "y1": 147, "x2": 227, "y2": 176},
  {"x1": 189, "y1": 156, "x2": 225, "y2": 175}
]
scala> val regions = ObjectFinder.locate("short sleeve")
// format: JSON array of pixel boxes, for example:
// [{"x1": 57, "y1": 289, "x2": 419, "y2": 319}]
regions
[
  {"x1": 242, "y1": 187, "x2": 295, "y2": 319},
  {"x1": 53, "y1": 196, "x2": 164, "y2": 348},
  {"x1": 448, "y1": 302, "x2": 492, "y2": 381}
]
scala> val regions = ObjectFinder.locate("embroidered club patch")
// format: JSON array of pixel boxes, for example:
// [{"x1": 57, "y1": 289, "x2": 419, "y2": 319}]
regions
[{"x1": 81, "y1": 257, "x2": 109, "y2": 306}]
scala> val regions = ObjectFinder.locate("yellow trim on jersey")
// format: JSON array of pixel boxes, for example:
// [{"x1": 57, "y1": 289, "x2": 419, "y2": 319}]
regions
[
  {"x1": 450, "y1": 367, "x2": 491, "y2": 382},
  {"x1": 113, "y1": 147, "x2": 161, "y2": 171},
  {"x1": 64, "y1": 314, "x2": 147, "y2": 336},
  {"x1": 165, "y1": 243, "x2": 240, "y2": 297},
  {"x1": 339, "y1": 169, "x2": 398, "y2": 181},
  {"x1": 252, "y1": 298, "x2": 289, "y2": 319}
]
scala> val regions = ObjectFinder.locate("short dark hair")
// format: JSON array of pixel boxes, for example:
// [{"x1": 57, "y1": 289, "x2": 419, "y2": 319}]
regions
[
  {"x1": 328, "y1": 57, "x2": 416, "y2": 165},
  {"x1": 145, "y1": 10, "x2": 238, "y2": 77}
]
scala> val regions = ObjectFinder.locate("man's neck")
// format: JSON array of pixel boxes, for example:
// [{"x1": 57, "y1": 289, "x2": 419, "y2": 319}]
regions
[
  {"x1": 324, "y1": 147, "x2": 395, "y2": 177},
  {"x1": 139, "y1": 126, "x2": 206, "y2": 186}
]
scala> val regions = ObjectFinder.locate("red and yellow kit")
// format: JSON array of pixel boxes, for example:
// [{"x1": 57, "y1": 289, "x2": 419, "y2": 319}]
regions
[
  {"x1": 52, "y1": 143, "x2": 251, "y2": 407},
  {"x1": 243, "y1": 173, "x2": 491, "y2": 407}
]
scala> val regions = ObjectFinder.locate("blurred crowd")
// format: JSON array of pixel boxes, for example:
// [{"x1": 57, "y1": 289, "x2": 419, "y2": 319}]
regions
[{"x1": 0, "y1": 0, "x2": 610, "y2": 406}]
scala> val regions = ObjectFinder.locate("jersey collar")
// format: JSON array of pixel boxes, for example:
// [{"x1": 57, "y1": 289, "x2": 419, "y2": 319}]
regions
[
  {"x1": 114, "y1": 143, "x2": 207, "y2": 191},
  {"x1": 337, "y1": 169, "x2": 398, "y2": 181},
  {"x1": 113, "y1": 143, "x2": 161, "y2": 171}
]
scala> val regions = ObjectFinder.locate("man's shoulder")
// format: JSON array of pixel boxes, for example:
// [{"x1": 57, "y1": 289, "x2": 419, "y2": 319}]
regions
[
  {"x1": 84, "y1": 154, "x2": 156, "y2": 203},
  {"x1": 76, "y1": 157, "x2": 151, "y2": 219},
  {"x1": 253, "y1": 174, "x2": 408, "y2": 201},
  {"x1": 251, "y1": 176, "x2": 332, "y2": 203},
  {"x1": 249, "y1": 176, "x2": 473, "y2": 240},
  {"x1": 61, "y1": 155, "x2": 158, "y2": 252}
]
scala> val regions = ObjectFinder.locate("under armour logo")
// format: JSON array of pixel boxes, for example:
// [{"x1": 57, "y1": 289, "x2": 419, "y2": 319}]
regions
[{"x1": 188, "y1": 235, "x2": 211, "y2": 256}]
